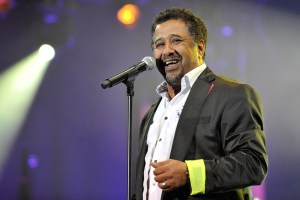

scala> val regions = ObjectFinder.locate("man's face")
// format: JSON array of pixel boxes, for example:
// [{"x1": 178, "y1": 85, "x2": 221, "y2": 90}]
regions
[{"x1": 152, "y1": 19, "x2": 204, "y2": 87}]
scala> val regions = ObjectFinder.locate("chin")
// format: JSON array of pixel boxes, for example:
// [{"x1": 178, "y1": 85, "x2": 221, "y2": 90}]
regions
[{"x1": 165, "y1": 74, "x2": 182, "y2": 86}]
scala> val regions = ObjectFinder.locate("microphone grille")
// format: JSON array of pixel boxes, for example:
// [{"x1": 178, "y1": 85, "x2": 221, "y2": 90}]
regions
[{"x1": 142, "y1": 56, "x2": 156, "y2": 70}]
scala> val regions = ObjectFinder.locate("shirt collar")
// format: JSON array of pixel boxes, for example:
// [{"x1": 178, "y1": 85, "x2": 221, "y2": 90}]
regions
[{"x1": 156, "y1": 63, "x2": 207, "y2": 97}]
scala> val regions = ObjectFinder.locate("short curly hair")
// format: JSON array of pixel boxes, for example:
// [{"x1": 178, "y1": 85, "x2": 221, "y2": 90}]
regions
[{"x1": 151, "y1": 7, "x2": 208, "y2": 59}]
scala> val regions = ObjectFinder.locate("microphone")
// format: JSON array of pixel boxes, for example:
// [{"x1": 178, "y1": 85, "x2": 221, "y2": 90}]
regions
[{"x1": 101, "y1": 56, "x2": 155, "y2": 89}]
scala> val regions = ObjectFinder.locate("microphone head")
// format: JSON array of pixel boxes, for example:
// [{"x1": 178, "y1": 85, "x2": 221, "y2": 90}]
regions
[{"x1": 142, "y1": 56, "x2": 155, "y2": 70}]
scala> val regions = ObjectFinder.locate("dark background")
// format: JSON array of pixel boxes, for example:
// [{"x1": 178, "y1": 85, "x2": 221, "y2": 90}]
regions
[{"x1": 0, "y1": 0, "x2": 299, "y2": 199}]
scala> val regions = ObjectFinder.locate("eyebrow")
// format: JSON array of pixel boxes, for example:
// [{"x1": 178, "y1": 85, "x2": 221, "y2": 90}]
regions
[{"x1": 153, "y1": 34, "x2": 183, "y2": 44}]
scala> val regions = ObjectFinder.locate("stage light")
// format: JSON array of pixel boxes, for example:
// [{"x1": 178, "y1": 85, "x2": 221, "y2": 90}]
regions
[
  {"x1": 221, "y1": 25, "x2": 234, "y2": 37},
  {"x1": 44, "y1": 13, "x2": 58, "y2": 24},
  {"x1": 0, "y1": 48, "x2": 51, "y2": 178},
  {"x1": 0, "y1": 0, "x2": 13, "y2": 14},
  {"x1": 117, "y1": 4, "x2": 140, "y2": 26},
  {"x1": 38, "y1": 44, "x2": 55, "y2": 61},
  {"x1": 27, "y1": 154, "x2": 39, "y2": 169}
]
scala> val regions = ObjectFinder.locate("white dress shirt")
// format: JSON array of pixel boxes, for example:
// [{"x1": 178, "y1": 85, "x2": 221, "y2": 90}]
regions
[{"x1": 142, "y1": 63, "x2": 207, "y2": 200}]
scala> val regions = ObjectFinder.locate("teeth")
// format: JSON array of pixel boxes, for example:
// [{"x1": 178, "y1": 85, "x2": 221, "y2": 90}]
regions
[{"x1": 166, "y1": 60, "x2": 178, "y2": 65}]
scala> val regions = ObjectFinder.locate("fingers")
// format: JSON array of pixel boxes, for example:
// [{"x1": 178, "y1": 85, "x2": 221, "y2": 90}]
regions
[
  {"x1": 151, "y1": 163, "x2": 170, "y2": 184},
  {"x1": 151, "y1": 159, "x2": 170, "y2": 168},
  {"x1": 150, "y1": 159, "x2": 188, "y2": 191},
  {"x1": 151, "y1": 160, "x2": 172, "y2": 183},
  {"x1": 151, "y1": 160, "x2": 172, "y2": 190},
  {"x1": 159, "y1": 181, "x2": 171, "y2": 191},
  {"x1": 151, "y1": 161, "x2": 169, "y2": 175},
  {"x1": 153, "y1": 170, "x2": 167, "y2": 183}
]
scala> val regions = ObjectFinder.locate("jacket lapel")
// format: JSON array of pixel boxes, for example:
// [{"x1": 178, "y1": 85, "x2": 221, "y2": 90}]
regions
[
  {"x1": 135, "y1": 99, "x2": 161, "y2": 199},
  {"x1": 170, "y1": 67, "x2": 216, "y2": 161},
  {"x1": 138, "y1": 99, "x2": 161, "y2": 155}
]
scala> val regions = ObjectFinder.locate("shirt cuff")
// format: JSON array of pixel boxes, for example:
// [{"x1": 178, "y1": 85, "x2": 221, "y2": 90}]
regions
[{"x1": 185, "y1": 159, "x2": 206, "y2": 195}]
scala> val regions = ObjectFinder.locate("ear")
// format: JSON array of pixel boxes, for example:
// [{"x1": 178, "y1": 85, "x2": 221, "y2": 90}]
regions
[{"x1": 197, "y1": 40, "x2": 205, "y2": 59}]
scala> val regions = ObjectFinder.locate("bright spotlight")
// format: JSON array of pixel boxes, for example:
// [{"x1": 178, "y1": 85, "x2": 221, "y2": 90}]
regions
[
  {"x1": 0, "y1": 49, "x2": 51, "y2": 178},
  {"x1": 117, "y1": 4, "x2": 140, "y2": 26},
  {"x1": 38, "y1": 44, "x2": 55, "y2": 61}
]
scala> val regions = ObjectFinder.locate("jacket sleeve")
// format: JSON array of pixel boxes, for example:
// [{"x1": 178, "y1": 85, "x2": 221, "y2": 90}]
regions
[{"x1": 204, "y1": 84, "x2": 268, "y2": 193}]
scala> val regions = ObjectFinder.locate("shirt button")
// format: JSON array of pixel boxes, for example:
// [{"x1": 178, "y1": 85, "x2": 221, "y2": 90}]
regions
[
  {"x1": 153, "y1": 183, "x2": 155, "y2": 186},
  {"x1": 153, "y1": 160, "x2": 157, "y2": 163},
  {"x1": 164, "y1": 116, "x2": 168, "y2": 120},
  {"x1": 159, "y1": 138, "x2": 162, "y2": 142}
]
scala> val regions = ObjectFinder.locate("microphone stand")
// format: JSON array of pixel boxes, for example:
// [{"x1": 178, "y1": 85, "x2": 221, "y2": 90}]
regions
[{"x1": 124, "y1": 74, "x2": 137, "y2": 200}]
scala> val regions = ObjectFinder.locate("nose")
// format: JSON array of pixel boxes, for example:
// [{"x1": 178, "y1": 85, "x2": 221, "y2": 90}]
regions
[{"x1": 162, "y1": 42, "x2": 175, "y2": 56}]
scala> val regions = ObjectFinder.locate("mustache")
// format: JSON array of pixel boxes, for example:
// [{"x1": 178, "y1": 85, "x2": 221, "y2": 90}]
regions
[{"x1": 162, "y1": 55, "x2": 182, "y2": 62}]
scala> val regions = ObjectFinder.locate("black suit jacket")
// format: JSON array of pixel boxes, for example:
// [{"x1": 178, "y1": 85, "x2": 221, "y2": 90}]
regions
[{"x1": 134, "y1": 67, "x2": 268, "y2": 200}]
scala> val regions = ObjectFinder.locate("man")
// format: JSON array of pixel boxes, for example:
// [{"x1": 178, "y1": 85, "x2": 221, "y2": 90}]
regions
[{"x1": 134, "y1": 7, "x2": 268, "y2": 200}]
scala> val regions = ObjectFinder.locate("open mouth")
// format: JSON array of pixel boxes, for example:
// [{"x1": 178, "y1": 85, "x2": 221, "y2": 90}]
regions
[{"x1": 164, "y1": 59, "x2": 180, "y2": 66}]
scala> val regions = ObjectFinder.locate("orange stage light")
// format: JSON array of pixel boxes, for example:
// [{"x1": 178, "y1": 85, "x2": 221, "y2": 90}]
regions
[{"x1": 117, "y1": 4, "x2": 140, "y2": 26}]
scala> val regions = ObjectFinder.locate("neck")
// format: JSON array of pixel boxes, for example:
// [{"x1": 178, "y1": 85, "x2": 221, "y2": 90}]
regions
[{"x1": 167, "y1": 84, "x2": 181, "y2": 100}]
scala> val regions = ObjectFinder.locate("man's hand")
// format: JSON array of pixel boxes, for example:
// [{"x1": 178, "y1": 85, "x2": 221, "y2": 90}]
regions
[{"x1": 151, "y1": 159, "x2": 188, "y2": 192}]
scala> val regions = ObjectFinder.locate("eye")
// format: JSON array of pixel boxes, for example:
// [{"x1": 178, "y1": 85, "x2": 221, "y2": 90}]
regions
[
  {"x1": 154, "y1": 42, "x2": 164, "y2": 49},
  {"x1": 172, "y1": 38, "x2": 182, "y2": 44}
]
